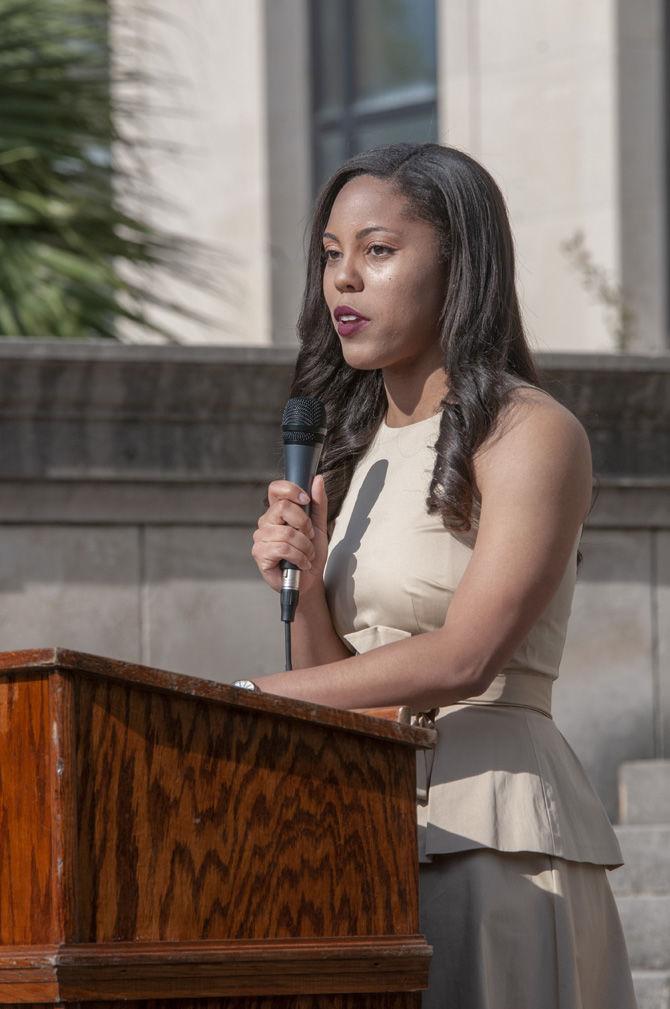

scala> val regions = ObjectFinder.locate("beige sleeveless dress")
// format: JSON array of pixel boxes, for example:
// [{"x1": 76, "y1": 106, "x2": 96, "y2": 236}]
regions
[{"x1": 322, "y1": 405, "x2": 638, "y2": 1009}]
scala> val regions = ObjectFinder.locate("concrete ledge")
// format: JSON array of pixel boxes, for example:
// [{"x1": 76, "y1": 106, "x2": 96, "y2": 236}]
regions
[
  {"x1": 0, "y1": 341, "x2": 667, "y2": 482},
  {"x1": 0, "y1": 477, "x2": 666, "y2": 527},
  {"x1": 588, "y1": 479, "x2": 670, "y2": 529},
  {"x1": 0, "y1": 341, "x2": 296, "y2": 479}
]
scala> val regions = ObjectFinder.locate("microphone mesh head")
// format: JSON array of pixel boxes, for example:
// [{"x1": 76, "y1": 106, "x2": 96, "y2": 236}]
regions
[{"x1": 282, "y1": 396, "x2": 326, "y2": 429}]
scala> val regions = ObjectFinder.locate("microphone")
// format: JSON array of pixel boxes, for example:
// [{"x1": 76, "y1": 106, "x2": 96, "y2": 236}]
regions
[{"x1": 279, "y1": 397, "x2": 327, "y2": 635}]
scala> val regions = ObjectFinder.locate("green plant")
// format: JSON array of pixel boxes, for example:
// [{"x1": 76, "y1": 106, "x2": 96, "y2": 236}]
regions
[
  {"x1": 0, "y1": 0, "x2": 226, "y2": 340},
  {"x1": 560, "y1": 228, "x2": 637, "y2": 353}
]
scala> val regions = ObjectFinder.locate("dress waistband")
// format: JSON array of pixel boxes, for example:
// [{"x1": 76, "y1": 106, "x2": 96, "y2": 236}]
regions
[{"x1": 454, "y1": 668, "x2": 554, "y2": 718}]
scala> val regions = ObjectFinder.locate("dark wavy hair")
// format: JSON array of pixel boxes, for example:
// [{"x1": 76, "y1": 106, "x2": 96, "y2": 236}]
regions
[{"x1": 287, "y1": 142, "x2": 584, "y2": 568}]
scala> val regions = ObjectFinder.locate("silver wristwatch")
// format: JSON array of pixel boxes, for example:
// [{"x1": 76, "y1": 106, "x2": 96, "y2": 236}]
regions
[{"x1": 232, "y1": 678, "x2": 261, "y2": 692}]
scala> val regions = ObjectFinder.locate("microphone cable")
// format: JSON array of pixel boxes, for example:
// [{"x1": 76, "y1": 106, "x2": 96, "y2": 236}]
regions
[{"x1": 283, "y1": 619, "x2": 292, "y2": 671}]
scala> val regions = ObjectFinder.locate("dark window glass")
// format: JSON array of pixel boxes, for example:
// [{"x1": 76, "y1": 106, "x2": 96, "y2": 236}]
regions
[
  {"x1": 317, "y1": 128, "x2": 348, "y2": 185},
  {"x1": 355, "y1": 108, "x2": 437, "y2": 151},
  {"x1": 310, "y1": 0, "x2": 438, "y2": 195},
  {"x1": 353, "y1": 0, "x2": 437, "y2": 103},
  {"x1": 313, "y1": 0, "x2": 346, "y2": 119}
]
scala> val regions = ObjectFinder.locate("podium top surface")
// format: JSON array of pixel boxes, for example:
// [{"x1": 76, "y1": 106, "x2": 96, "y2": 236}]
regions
[{"x1": 0, "y1": 647, "x2": 436, "y2": 750}]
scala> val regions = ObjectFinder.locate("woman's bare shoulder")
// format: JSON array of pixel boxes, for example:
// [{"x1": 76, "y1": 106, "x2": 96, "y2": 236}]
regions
[
  {"x1": 473, "y1": 379, "x2": 593, "y2": 520},
  {"x1": 483, "y1": 379, "x2": 589, "y2": 454}
]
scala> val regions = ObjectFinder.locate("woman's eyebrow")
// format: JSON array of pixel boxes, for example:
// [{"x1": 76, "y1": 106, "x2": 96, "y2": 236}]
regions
[{"x1": 322, "y1": 225, "x2": 401, "y2": 241}]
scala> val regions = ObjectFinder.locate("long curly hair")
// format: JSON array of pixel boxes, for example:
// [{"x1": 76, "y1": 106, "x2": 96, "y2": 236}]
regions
[{"x1": 287, "y1": 142, "x2": 584, "y2": 568}]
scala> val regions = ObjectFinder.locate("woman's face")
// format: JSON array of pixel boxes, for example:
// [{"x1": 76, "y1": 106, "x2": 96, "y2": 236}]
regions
[{"x1": 322, "y1": 174, "x2": 445, "y2": 373}]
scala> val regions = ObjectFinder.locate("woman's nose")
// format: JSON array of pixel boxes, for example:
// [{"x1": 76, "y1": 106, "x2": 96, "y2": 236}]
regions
[{"x1": 334, "y1": 253, "x2": 363, "y2": 291}]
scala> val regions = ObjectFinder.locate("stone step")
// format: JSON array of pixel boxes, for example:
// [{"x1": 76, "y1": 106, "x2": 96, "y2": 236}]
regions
[
  {"x1": 617, "y1": 896, "x2": 670, "y2": 969},
  {"x1": 619, "y1": 761, "x2": 670, "y2": 824},
  {"x1": 611, "y1": 825, "x2": 670, "y2": 895},
  {"x1": 632, "y1": 970, "x2": 670, "y2": 1009}
]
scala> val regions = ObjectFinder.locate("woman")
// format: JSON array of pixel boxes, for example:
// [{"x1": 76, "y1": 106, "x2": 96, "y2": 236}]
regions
[{"x1": 250, "y1": 142, "x2": 637, "y2": 1008}]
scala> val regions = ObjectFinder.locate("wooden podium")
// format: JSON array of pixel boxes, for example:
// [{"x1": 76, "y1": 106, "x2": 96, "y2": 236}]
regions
[{"x1": 0, "y1": 647, "x2": 436, "y2": 1007}]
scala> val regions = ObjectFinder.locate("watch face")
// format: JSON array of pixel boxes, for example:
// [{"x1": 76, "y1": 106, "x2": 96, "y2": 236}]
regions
[{"x1": 232, "y1": 679, "x2": 257, "y2": 691}]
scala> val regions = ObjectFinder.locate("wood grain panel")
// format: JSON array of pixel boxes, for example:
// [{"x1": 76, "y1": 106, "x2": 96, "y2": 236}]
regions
[
  {"x1": 0, "y1": 938, "x2": 428, "y2": 1004},
  {"x1": 63, "y1": 935, "x2": 428, "y2": 998},
  {"x1": 0, "y1": 674, "x2": 55, "y2": 944},
  {"x1": 17, "y1": 996, "x2": 420, "y2": 1008},
  {"x1": 74, "y1": 676, "x2": 419, "y2": 942},
  {"x1": 48, "y1": 671, "x2": 78, "y2": 943}
]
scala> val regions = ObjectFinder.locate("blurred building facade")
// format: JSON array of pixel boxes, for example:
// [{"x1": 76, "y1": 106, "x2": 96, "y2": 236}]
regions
[{"x1": 111, "y1": 0, "x2": 668, "y2": 354}]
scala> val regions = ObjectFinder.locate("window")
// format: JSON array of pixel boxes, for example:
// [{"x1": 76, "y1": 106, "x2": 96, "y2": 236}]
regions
[{"x1": 309, "y1": 0, "x2": 438, "y2": 194}]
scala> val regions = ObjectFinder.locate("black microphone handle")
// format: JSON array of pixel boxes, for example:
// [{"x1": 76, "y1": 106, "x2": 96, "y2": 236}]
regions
[{"x1": 279, "y1": 440, "x2": 324, "y2": 573}]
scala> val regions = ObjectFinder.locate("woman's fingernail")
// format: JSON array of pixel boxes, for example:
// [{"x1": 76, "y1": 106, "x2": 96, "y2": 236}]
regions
[{"x1": 299, "y1": 492, "x2": 310, "y2": 504}]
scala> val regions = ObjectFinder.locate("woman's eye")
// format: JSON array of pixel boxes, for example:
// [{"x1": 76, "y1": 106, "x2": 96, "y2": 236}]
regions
[{"x1": 322, "y1": 244, "x2": 392, "y2": 261}]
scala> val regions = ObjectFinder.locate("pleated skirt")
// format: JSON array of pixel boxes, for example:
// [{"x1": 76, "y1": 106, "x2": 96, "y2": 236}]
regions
[{"x1": 418, "y1": 847, "x2": 638, "y2": 1009}]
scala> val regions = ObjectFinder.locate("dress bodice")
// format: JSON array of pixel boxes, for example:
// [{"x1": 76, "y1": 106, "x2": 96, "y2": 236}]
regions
[{"x1": 322, "y1": 405, "x2": 623, "y2": 869}]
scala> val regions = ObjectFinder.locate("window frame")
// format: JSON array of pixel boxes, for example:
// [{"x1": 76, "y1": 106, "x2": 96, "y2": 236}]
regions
[{"x1": 308, "y1": 0, "x2": 438, "y2": 197}]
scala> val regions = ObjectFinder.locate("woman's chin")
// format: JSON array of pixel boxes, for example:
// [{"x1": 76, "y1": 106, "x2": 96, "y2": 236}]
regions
[{"x1": 341, "y1": 346, "x2": 383, "y2": 370}]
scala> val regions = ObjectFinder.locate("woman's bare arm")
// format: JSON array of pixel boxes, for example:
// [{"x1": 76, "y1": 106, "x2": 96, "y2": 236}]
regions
[
  {"x1": 256, "y1": 394, "x2": 592, "y2": 711},
  {"x1": 290, "y1": 586, "x2": 354, "y2": 667}
]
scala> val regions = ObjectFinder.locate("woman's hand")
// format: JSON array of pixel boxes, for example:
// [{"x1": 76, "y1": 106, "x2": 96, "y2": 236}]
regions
[{"x1": 252, "y1": 474, "x2": 330, "y2": 594}]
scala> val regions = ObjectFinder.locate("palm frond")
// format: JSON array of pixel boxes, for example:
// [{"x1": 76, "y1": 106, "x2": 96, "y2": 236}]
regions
[{"x1": 0, "y1": 0, "x2": 230, "y2": 341}]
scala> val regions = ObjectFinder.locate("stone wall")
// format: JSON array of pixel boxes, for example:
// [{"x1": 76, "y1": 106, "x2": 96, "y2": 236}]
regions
[{"x1": 0, "y1": 340, "x2": 667, "y2": 819}]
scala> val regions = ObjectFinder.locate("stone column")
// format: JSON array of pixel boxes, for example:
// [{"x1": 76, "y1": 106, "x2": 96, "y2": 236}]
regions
[{"x1": 109, "y1": 0, "x2": 272, "y2": 346}]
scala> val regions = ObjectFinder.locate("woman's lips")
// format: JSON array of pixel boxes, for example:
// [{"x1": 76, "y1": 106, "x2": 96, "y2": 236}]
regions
[{"x1": 336, "y1": 317, "x2": 371, "y2": 337}]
